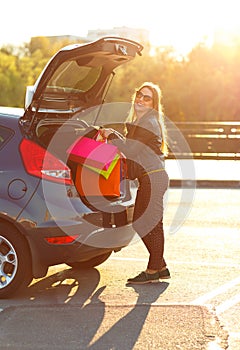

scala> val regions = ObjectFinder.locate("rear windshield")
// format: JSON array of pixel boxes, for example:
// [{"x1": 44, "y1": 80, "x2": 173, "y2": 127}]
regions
[{"x1": 46, "y1": 61, "x2": 102, "y2": 94}]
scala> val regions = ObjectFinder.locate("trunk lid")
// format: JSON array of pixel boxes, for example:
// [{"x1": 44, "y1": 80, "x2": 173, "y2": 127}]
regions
[{"x1": 23, "y1": 37, "x2": 143, "y2": 127}]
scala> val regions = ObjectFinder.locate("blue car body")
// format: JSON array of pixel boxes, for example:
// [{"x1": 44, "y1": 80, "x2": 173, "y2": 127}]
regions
[{"x1": 0, "y1": 37, "x2": 143, "y2": 297}]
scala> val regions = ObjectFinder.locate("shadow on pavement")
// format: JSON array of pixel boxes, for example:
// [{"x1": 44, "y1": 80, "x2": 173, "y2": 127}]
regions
[
  {"x1": 25, "y1": 266, "x2": 102, "y2": 305},
  {"x1": 88, "y1": 282, "x2": 169, "y2": 349},
  {"x1": 0, "y1": 267, "x2": 170, "y2": 349}
]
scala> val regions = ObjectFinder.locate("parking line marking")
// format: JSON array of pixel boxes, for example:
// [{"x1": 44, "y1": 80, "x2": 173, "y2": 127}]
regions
[
  {"x1": 190, "y1": 276, "x2": 240, "y2": 305},
  {"x1": 216, "y1": 294, "x2": 240, "y2": 314},
  {"x1": 111, "y1": 257, "x2": 146, "y2": 262},
  {"x1": 110, "y1": 256, "x2": 240, "y2": 268},
  {"x1": 111, "y1": 257, "x2": 240, "y2": 314}
]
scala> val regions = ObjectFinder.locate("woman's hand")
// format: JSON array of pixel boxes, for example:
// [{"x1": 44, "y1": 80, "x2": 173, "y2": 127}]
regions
[{"x1": 99, "y1": 128, "x2": 114, "y2": 139}]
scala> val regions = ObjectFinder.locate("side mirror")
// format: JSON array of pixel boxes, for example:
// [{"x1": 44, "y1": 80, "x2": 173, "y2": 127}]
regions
[{"x1": 25, "y1": 86, "x2": 34, "y2": 109}]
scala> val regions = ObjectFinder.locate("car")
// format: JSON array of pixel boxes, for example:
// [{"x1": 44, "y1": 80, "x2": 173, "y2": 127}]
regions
[{"x1": 0, "y1": 37, "x2": 143, "y2": 298}]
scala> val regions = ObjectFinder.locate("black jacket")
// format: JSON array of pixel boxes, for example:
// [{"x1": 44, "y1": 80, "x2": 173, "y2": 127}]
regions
[{"x1": 109, "y1": 109, "x2": 165, "y2": 177}]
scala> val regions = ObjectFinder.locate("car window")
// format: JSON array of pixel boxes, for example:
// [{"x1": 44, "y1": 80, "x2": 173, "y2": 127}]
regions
[
  {"x1": 0, "y1": 126, "x2": 14, "y2": 150},
  {"x1": 73, "y1": 102, "x2": 131, "y2": 126},
  {"x1": 46, "y1": 61, "x2": 102, "y2": 94}
]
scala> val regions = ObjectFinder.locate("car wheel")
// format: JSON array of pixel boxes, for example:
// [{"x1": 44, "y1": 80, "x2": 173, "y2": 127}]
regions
[
  {"x1": 0, "y1": 223, "x2": 32, "y2": 298},
  {"x1": 67, "y1": 252, "x2": 112, "y2": 269}
]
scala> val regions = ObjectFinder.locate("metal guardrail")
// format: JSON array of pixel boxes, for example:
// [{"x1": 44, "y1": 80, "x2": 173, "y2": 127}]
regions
[{"x1": 167, "y1": 121, "x2": 240, "y2": 159}]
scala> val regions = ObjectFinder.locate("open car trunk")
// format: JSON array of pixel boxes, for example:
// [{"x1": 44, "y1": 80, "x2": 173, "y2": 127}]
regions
[
  {"x1": 20, "y1": 37, "x2": 142, "y2": 226},
  {"x1": 34, "y1": 116, "x2": 135, "y2": 227}
]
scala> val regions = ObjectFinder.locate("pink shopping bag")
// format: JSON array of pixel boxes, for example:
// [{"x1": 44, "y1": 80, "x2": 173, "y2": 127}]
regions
[{"x1": 67, "y1": 135, "x2": 118, "y2": 170}]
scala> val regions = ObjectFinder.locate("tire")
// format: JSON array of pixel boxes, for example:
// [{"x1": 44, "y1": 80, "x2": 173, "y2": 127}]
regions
[
  {"x1": 0, "y1": 222, "x2": 32, "y2": 298},
  {"x1": 67, "y1": 252, "x2": 112, "y2": 269}
]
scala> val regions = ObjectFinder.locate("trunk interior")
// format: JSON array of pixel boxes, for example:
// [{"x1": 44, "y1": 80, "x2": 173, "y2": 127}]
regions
[{"x1": 35, "y1": 117, "x2": 135, "y2": 227}]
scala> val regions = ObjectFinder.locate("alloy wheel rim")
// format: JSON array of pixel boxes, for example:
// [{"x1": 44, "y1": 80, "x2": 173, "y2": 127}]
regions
[{"x1": 0, "y1": 236, "x2": 18, "y2": 289}]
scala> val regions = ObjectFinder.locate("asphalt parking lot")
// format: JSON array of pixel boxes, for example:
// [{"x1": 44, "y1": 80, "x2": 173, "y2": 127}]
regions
[
  {"x1": 0, "y1": 187, "x2": 239, "y2": 349},
  {"x1": 0, "y1": 159, "x2": 239, "y2": 349}
]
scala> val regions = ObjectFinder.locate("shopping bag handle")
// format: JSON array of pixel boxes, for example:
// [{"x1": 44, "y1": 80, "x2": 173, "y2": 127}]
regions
[{"x1": 94, "y1": 129, "x2": 107, "y2": 143}]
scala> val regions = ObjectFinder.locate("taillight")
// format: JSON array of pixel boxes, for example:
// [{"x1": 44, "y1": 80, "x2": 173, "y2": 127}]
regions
[
  {"x1": 45, "y1": 235, "x2": 79, "y2": 244},
  {"x1": 20, "y1": 139, "x2": 72, "y2": 185}
]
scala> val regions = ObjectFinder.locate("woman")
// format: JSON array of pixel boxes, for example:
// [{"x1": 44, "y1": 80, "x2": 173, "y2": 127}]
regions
[{"x1": 100, "y1": 82, "x2": 170, "y2": 284}]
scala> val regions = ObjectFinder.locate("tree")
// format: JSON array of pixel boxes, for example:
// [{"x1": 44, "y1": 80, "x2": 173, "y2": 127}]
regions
[
  {"x1": 1, "y1": 36, "x2": 240, "y2": 122},
  {"x1": 0, "y1": 52, "x2": 24, "y2": 107}
]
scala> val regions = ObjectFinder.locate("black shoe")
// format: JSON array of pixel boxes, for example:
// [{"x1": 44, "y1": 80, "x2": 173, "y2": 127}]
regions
[
  {"x1": 159, "y1": 268, "x2": 171, "y2": 279},
  {"x1": 127, "y1": 271, "x2": 160, "y2": 284}
]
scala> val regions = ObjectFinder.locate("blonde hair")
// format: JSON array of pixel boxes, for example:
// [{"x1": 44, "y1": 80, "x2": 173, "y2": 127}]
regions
[{"x1": 127, "y1": 82, "x2": 168, "y2": 156}]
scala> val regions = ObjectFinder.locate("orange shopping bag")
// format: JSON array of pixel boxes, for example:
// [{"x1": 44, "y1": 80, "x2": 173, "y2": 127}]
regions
[{"x1": 75, "y1": 158, "x2": 121, "y2": 197}]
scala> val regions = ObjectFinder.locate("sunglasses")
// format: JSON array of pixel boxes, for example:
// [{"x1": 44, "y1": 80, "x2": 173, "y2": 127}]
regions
[{"x1": 135, "y1": 90, "x2": 153, "y2": 102}]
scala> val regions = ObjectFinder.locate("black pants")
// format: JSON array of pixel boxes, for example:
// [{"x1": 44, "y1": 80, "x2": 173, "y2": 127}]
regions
[{"x1": 132, "y1": 170, "x2": 169, "y2": 270}]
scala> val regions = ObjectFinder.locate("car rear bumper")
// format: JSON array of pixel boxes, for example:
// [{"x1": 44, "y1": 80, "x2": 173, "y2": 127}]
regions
[{"x1": 24, "y1": 220, "x2": 136, "y2": 278}]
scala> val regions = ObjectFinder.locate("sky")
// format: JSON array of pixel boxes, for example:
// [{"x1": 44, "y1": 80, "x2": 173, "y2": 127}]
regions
[{"x1": 1, "y1": 0, "x2": 240, "y2": 55}]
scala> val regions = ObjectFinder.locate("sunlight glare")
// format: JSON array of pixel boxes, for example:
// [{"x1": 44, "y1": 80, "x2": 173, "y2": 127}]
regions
[
  {"x1": 1, "y1": 0, "x2": 240, "y2": 54},
  {"x1": 149, "y1": 0, "x2": 240, "y2": 54}
]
